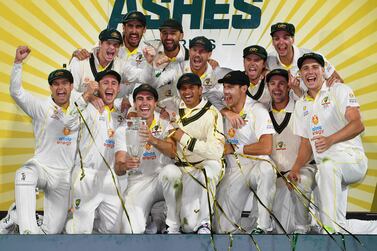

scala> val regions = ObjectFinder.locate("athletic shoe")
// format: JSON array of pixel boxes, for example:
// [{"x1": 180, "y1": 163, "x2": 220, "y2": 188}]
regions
[
  {"x1": 0, "y1": 203, "x2": 17, "y2": 234},
  {"x1": 196, "y1": 223, "x2": 211, "y2": 234},
  {"x1": 162, "y1": 224, "x2": 181, "y2": 234},
  {"x1": 250, "y1": 227, "x2": 266, "y2": 234}
]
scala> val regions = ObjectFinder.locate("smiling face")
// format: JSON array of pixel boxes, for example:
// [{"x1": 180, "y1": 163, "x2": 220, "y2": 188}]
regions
[
  {"x1": 300, "y1": 58, "x2": 325, "y2": 93},
  {"x1": 134, "y1": 91, "x2": 157, "y2": 119},
  {"x1": 223, "y1": 83, "x2": 247, "y2": 109},
  {"x1": 189, "y1": 45, "x2": 211, "y2": 73},
  {"x1": 50, "y1": 78, "x2": 73, "y2": 108},
  {"x1": 243, "y1": 54, "x2": 266, "y2": 83},
  {"x1": 267, "y1": 75, "x2": 289, "y2": 105},
  {"x1": 178, "y1": 84, "x2": 202, "y2": 108},
  {"x1": 122, "y1": 20, "x2": 146, "y2": 50},
  {"x1": 98, "y1": 40, "x2": 120, "y2": 64},
  {"x1": 272, "y1": 30, "x2": 294, "y2": 59},
  {"x1": 160, "y1": 28, "x2": 183, "y2": 52},
  {"x1": 97, "y1": 75, "x2": 120, "y2": 107}
]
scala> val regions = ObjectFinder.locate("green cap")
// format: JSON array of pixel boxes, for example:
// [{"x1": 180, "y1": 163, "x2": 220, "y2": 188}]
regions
[
  {"x1": 122, "y1": 11, "x2": 146, "y2": 26},
  {"x1": 133, "y1": 84, "x2": 158, "y2": 101},
  {"x1": 177, "y1": 73, "x2": 201, "y2": 89},
  {"x1": 218, "y1": 71, "x2": 250, "y2": 86},
  {"x1": 297, "y1": 52, "x2": 325, "y2": 69},
  {"x1": 270, "y1": 22, "x2": 295, "y2": 36},
  {"x1": 95, "y1": 70, "x2": 121, "y2": 83},
  {"x1": 266, "y1": 69, "x2": 289, "y2": 83},
  {"x1": 159, "y1": 19, "x2": 183, "y2": 33},
  {"x1": 243, "y1": 45, "x2": 267, "y2": 60},
  {"x1": 189, "y1": 36, "x2": 215, "y2": 52},
  {"x1": 98, "y1": 28, "x2": 123, "y2": 45},
  {"x1": 48, "y1": 69, "x2": 73, "y2": 85}
]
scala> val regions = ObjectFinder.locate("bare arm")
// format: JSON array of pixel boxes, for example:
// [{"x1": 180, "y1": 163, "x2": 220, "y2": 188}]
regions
[
  {"x1": 326, "y1": 70, "x2": 343, "y2": 86},
  {"x1": 288, "y1": 137, "x2": 312, "y2": 182},
  {"x1": 139, "y1": 127, "x2": 177, "y2": 158},
  {"x1": 114, "y1": 151, "x2": 140, "y2": 176},
  {"x1": 242, "y1": 134, "x2": 273, "y2": 155}
]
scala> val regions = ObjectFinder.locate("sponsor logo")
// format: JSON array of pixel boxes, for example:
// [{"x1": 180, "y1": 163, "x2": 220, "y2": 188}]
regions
[
  {"x1": 349, "y1": 92, "x2": 357, "y2": 104},
  {"x1": 312, "y1": 115, "x2": 319, "y2": 125},
  {"x1": 57, "y1": 136, "x2": 73, "y2": 146},
  {"x1": 228, "y1": 128, "x2": 236, "y2": 138},
  {"x1": 104, "y1": 139, "x2": 115, "y2": 148}
]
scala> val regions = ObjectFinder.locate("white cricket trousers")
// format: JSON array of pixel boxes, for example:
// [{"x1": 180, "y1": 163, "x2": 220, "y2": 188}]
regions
[
  {"x1": 178, "y1": 160, "x2": 222, "y2": 233},
  {"x1": 273, "y1": 165, "x2": 316, "y2": 233},
  {"x1": 121, "y1": 164, "x2": 181, "y2": 233},
  {"x1": 65, "y1": 168, "x2": 122, "y2": 233},
  {"x1": 316, "y1": 148, "x2": 367, "y2": 233},
  {"x1": 214, "y1": 160, "x2": 276, "y2": 233},
  {"x1": 15, "y1": 159, "x2": 71, "y2": 234}
]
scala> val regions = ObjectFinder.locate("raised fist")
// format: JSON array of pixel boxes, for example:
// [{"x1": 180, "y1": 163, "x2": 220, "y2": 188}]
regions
[{"x1": 14, "y1": 46, "x2": 31, "y2": 64}]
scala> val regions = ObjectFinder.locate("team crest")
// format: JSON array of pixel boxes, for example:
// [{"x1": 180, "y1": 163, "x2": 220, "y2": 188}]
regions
[
  {"x1": 321, "y1": 96, "x2": 331, "y2": 108},
  {"x1": 241, "y1": 113, "x2": 247, "y2": 121},
  {"x1": 303, "y1": 105, "x2": 309, "y2": 116},
  {"x1": 136, "y1": 53, "x2": 143, "y2": 64},
  {"x1": 203, "y1": 78, "x2": 214, "y2": 89},
  {"x1": 75, "y1": 199, "x2": 81, "y2": 210},
  {"x1": 276, "y1": 141, "x2": 286, "y2": 151}
]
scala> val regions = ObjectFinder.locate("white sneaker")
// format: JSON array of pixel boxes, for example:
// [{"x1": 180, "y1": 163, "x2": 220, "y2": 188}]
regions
[
  {"x1": 0, "y1": 203, "x2": 17, "y2": 234},
  {"x1": 162, "y1": 224, "x2": 181, "y2": 234},
  {"x1": 36, "y1": 213, "x2": 43, "y2": 227},
  {"x1": 196, "y1": 223, "x2": 211, "y2": 234}
]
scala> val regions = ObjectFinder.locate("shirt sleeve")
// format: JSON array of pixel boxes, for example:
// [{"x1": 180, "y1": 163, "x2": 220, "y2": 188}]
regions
[
  {"x1": 68, "y1": 57, "x2": 85, "y2": 93},
  {"x1": 148, "y1": 61, "x2": 184, "y2": 89},
  {"x1": 179, "y1": 108, "x2": 225, "y2": 160},
  {"x1": 114, "y1": 126, "x2": 127, "y2": 153},
  {"x1": 9, "y1": 63, "x2": 45, "y2": 119},
  {"x1": 204, "y1": 86, "x2": 225, "y2": 111},
  {"x1": 292, "y1": 99, "x2": 309, "y2": 138},
  {"x1": 252, "y1": 103, "x2": 276, "y2": 140},
  {"x1": 332, "y1": 84, "x2": 359, "y2": 116}
]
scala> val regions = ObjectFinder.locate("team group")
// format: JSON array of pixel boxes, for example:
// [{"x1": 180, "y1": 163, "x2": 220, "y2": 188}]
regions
[{"x1": 0, "y1": 10, "x2": 370, "y2": 235}]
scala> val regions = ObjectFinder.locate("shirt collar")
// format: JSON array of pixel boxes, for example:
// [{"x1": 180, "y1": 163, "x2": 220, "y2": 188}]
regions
[
  {"x1": 304, "y1": 81, "x2": 328, "y2": 101},
  {"x1": 179, "y1": 97, "x2": 207, "y2": 110},
  {"x1": 275, "y1": 44, "x2": 299, "y2": 70},
  {"x1": 269, "y1": 96, "x2": 295, "y2": 113}
]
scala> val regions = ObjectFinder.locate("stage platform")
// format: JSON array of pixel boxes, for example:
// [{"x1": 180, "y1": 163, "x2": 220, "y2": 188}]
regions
[{"x1": 1, "y1": 234, "x2": 376, "y2": 251}]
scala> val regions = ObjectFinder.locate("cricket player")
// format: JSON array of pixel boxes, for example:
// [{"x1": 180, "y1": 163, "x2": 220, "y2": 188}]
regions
[
  {"x1": 168, "y1": 73, "x2": 224, "y2": 234},
  {"x1": 65, "y1": 70, "x2": 124, "y2": 233},
  {"x1": 145, "y1": 35, "x2": 231, "y2": 120},
  {"x1": 292, "y1": 52, "x2": 367, "y2": 233},
  {"x1": 214, "y1": 71, "x2": 276, "y2": 234},
  {"x1": 143, "y1": 18, "x2": 188, "y2": 102},
  {"x1": 266, "y1": 69, "x2": 316, "y2": 234},
  {"x1": 69, "y1": 28, "x2": 123, "y2": 95},
  {"x1": 114, "y1": 84, "x2": 182, "y2": 234},
  {"x1": 8, "y1": 46, "x2": 78, "y2": 234},
  {"x1": 267, "y1": 22, "x2": 343, "y2": 95},
  {"x1": 71, "y1": 11, "x2": 155, "y2": 111},
  {"x1": 242, "y1": 45, "x2": 271, "y2": 106}
]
